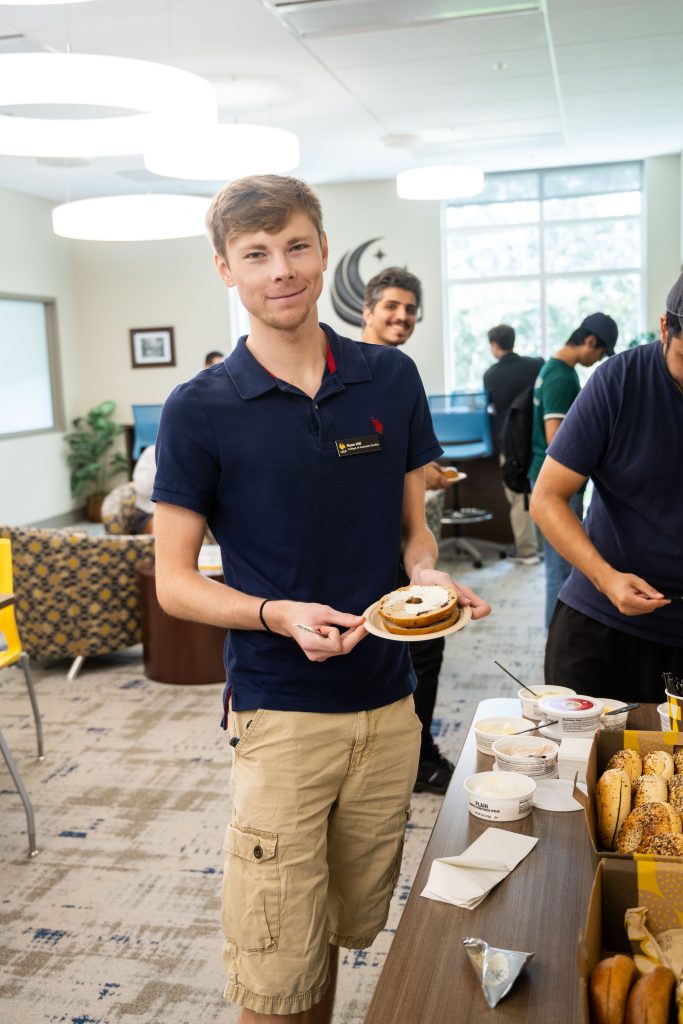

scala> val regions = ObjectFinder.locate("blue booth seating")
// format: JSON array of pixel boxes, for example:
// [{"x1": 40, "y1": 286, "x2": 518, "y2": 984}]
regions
[
  {"x1": 131, "y1": 404, "x2": 163, "y2": 460},
  {"x1": 427, "y1": 391, "x2": 498, "y2": 568},
  {"x1": 428, "y1": 391, "x2": 493, "y2": 462}
]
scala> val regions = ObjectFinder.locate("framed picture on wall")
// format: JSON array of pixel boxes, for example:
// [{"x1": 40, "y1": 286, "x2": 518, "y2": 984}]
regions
[{"x1": 130, "y1": 327, "x2": 175, "y2": 368}]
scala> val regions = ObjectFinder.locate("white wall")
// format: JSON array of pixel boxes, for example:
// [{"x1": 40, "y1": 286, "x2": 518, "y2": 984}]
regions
[
  {"x1": 72, "y1": 234, "x2": 231, "y2": 416},
  {"x1": 316, "y1": 180, "x2": 445, "y2": 394},
  {"x1": 644, "y1": 154, "x2": 682, "y2": 328},
  {"x1": 0, "y1": 188, "x2": 78, "y2": 525}
]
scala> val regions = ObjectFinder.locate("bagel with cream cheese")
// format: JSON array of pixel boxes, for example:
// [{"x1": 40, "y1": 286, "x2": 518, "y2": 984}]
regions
[{"x1": 378, "y1": 584, "x2": 460, "y2": 635}]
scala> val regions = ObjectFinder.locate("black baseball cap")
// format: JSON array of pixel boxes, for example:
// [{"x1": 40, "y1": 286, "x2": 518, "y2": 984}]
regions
[{"x1": 581, "y1": 312, "x2": 618, "y2": 355}]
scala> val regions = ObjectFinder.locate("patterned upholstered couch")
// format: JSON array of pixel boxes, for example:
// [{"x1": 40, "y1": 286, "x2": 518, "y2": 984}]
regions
[
  {"x1": 101, "y1": 483, "x2": 138, "y2": 536},
  {"x1": 0, "y1": 524, "x2": 154, "y2": 671}
]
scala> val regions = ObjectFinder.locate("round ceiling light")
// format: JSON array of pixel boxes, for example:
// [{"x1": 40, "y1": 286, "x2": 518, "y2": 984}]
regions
[
  {"x1": 144, "y1": 123, "x2": 300, "y2": 180},
  {"x1": 396, "y1": 165, "x2": 484, "y2": 200},
  {"x1": 0, "y1": 53, "x2": 217, "y2": 157},
  {"x1": 0, "y1": 1, "x2": 95, "y2": 5},
  {"x1": 51, "y1": 194, "x2": 212, "y2": 241}
]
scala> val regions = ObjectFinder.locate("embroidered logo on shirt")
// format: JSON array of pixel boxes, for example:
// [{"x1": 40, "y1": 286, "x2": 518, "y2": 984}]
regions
[{"x1": 371, "y1": 417, "x2": 383, "y2": 434}]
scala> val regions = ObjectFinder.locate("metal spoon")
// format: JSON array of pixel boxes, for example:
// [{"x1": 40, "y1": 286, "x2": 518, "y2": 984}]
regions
[
  {"x1": 603, "y1": 702, "x2": 639, "y2": 716},
  {"x1": 494, "y1": 660, "x2": 540, "y2": 700},
  {"x1": 509, "y1": 719, "x2": 559, "y2": 736}
]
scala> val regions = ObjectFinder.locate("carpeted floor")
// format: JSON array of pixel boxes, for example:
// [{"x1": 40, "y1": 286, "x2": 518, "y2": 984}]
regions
[{"x1": 0, "y1": 544, "x2": 546, "y2": 1024}]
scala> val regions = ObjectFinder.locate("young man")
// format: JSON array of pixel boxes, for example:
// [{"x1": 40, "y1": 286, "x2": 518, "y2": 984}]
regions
[
  {"x1": 151, "y1": 176, "x2": 491, "y2": 1023},
  {"x1": 483, "y1": 323, "x2": 543, "y2": 565},
  {"x1": 531, "y1": 278, "x2": 683, "y2": 701},
  {"x1": 528, "y1": 312, "x2": 618, "y2": 627},
  {"x1": 362, "y1": 266, "x2": 455, "y2": 795}
]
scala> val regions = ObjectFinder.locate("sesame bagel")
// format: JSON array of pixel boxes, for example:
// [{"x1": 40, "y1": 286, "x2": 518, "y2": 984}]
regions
[
  {"x1": 615, "y1": 801, "x2": 682, "y2": 854},
  {"x1": 605, "y1": 749, "x2": 642, "y2": 787},
  {"x1": 638, "y1": 832, "x2": 683, "y2": 856},
  {"x1": 378, "y1": 584, "x2": 459, "y2": 634}
]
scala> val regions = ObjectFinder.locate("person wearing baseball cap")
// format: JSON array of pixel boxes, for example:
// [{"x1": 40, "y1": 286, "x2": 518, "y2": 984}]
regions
[
  {"x1": 529, "y1": 311, "x2": 618, "y2": 627},
  {"x1": 530, "y1": 276, "x2": 683, "y2": 703}
]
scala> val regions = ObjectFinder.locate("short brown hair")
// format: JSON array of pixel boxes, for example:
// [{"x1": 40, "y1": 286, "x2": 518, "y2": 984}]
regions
[
  {"x1": 206, "y1": 174, "x2": 324, "y2": 257},
  {"x1": 487, "y1": 324, "x2": 515, "y2": 351},
  {"x1": 363, "y1": 267, "x2": 422, "y2": 313}
]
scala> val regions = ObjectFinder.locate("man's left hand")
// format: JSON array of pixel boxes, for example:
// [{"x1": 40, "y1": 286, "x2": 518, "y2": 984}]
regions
[{"x1": 410, "y1": 565, "x2": 492, "y2": 620}]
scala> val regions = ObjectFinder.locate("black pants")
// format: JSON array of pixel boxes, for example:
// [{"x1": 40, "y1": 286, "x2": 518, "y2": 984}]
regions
[
  {"x1": 545, "y1": 601, "x2": 683, "y2": 704},
  {"x1": 409, "y1": 637, "x2": 446, "y2": 758}
]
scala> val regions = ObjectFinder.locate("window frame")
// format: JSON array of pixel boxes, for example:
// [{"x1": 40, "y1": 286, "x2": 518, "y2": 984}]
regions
[
  {"x1": 0, "y1": 293, "x2": 65, "y2": 440},
  {"x1": 442, "y1": 161, "x2": 644, "y2": 391}
]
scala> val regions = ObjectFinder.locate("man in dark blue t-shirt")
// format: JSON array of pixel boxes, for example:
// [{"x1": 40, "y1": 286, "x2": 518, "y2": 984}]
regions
[
  {"x1": 530, "y1": 274, "x2": 683, "y2": 703},
  {"x1": 151, "y1": 174, "x2": 491, "y2": 1024}
]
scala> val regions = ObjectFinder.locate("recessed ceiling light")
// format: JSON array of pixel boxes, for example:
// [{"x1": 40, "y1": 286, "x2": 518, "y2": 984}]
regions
[
  {"x1": 0, "y1": 53, "x2": 216, "y2": 157},
  {"x1": 51, "y1": 194, "x2": 211, "y2": 241},
  {"x1": 493, "y1": 62, "x2": 509, "y2": 71},
  {"x1": 144, "y1": 124, "x2": 299, "y2": 181},
  {"x1": 396, "y1": 165, "x2": 484, "y2": 200}
]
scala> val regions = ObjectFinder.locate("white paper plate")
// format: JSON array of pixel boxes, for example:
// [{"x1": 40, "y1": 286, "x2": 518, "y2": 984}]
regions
[
  {"x1": 362, "y1": 600, "x2": 471, "y2": 643},
  {"x1": 442, "y1": 470, "x2": 467, "y2": 484}
]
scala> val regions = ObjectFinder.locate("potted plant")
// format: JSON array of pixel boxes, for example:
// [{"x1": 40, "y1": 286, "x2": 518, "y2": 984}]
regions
[{"x1": 64, "y1": 400, "x2": 129, "y2": 521}]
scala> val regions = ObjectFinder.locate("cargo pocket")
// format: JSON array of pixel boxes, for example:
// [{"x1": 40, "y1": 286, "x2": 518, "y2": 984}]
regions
[
  {"x1": 222, "y1": 823, "x2": 280, "y2": 953},
  {"x1": 390, "y1": 805, "x2": 412, "y2": 892}
]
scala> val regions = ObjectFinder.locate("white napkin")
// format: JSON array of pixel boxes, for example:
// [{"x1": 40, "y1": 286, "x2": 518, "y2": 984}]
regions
[
  {"x1": 532, "y1": 778, "x2": 583, "y2": 812},
  {"x1": 421, "y1": 827, "x2": 538, "y2": 909}
]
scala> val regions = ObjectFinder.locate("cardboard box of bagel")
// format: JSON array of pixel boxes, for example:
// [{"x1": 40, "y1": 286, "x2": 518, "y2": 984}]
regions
[
  {"x1": 578, "y1": 729, "x2": 683, "y2": 1024},
  {"x1": 579, "y1": 728, "x2": 683, "y2": 860}
]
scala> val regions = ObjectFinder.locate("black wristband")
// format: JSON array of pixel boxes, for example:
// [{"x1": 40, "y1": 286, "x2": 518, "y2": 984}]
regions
[{"x1": 259, "y1": 598, "x2": 275, "y2": 634}]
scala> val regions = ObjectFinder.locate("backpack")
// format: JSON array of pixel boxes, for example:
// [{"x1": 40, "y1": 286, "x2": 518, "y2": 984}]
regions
[{"x1": 500, "y1": 383, "x2": 535, "y2": 496}]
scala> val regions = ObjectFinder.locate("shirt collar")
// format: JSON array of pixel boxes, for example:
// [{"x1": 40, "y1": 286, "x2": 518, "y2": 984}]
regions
[{"x1": 225, "y1": 323, "x2": 372, "y2": 400}]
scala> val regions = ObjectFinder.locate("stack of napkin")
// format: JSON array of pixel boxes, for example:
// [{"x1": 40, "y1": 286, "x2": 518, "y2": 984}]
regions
[
  {"x1": 421, "y1": 828, "x2": 537, "y2": 909},
  {"x1": 557, "y1": 736, "x2": 594, "y2": 786}
]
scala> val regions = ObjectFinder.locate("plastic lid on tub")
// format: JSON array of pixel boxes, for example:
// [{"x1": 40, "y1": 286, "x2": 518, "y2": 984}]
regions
[{"x1": 538, "y1": 694, "x2": 603, "y2": 716}]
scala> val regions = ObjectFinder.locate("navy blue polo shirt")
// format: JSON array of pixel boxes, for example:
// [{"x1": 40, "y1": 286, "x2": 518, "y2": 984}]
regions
[
  {"x1": 549, "y1": 341, "x2": 683, "y2": 646},
  {"x1": 152, "y1": 324, "x2": 442, "y2": 713}
]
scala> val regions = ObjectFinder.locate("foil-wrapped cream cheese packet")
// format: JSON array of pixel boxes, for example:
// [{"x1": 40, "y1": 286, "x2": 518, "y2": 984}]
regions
[{"x1": 463, "y1": 936, "x2": 534, "y2": 1008}]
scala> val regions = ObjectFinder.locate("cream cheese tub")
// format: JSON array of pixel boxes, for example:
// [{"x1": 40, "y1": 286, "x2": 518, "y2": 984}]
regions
[
  {"x1": 491, "y1": 735, "x2": 559, "y2": 778},
  {"x1": 463, "y1": 771, "x2": 536, "y2": 821},
  {"x1": 517, "y1": 684, "x2": 575, "y2": 720},
  {"x1": 473, "y1": 717, "x2": 532, "y2": 754},
  {"x1": 599, "y1": 698, "x2": 629, "y2": 732},
  {"x1": 537, "y1": 694, "x2": 604, "y2": 736}
]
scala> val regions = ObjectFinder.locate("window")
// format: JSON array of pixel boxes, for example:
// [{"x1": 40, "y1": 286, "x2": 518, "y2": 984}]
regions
[
  {"x1": 0, "y1": 296, "x2": 64, "y2": 438},
  {"x1": 443, "y1": 162, "x2": 643, "y2": 389}
]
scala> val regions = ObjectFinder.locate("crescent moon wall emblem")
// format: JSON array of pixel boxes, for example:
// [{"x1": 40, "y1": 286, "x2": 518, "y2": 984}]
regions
[{"x1": 330, "y1": 237, "x2": 382, "y2": 326}]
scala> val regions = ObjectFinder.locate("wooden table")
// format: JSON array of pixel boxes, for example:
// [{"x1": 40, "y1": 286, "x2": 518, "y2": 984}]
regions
[
  {"x1": 364, "y1": 698, "x2": 658, "y2": 1023},
  {"x1": 137, "y1": 564, "x2": 227, "y2": 685}
]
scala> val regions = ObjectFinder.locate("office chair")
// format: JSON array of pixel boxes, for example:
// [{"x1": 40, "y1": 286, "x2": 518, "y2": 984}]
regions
[
  {"x1": 428, "y1": 391, "x2": 497, "y2": 568},
  {"x1": 131, "y1": 403, "x2": 163, "y2": 460},
  {"x1": 0, "y1": 538, "x2": 42, "y2": 858}
]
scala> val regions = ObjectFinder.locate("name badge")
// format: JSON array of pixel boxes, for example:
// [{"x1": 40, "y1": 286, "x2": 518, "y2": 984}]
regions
[{"x1": 335, "y1": 433, "x2": 382, "y2": 458}]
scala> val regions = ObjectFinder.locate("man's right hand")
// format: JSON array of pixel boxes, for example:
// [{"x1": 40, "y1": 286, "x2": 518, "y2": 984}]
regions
[
  {"x1": 265, "y1": 601, "x2": 368, "y2": 662},
  {"x1": 599, "y1": 570, "x2": 671, "y2": 616}
]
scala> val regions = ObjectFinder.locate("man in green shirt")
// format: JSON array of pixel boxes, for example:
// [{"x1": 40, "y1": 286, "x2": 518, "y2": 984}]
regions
[{"x1": 529, "y1": 312, "x2": 618, "y2": 627}]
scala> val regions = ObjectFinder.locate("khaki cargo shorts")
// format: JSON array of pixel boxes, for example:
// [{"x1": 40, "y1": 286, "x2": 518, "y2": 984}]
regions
[{"x1": 222, "y1": 694, "x2": 421, "y2": 1015}]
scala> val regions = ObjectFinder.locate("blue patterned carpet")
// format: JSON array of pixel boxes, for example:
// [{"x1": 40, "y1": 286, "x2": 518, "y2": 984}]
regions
[{"x1": 0, "y1": 547, "x2": 545, "y2": 1024}]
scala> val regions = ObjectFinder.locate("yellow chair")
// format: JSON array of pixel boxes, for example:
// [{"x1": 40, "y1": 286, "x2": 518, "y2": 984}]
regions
[{"x1": 0, "y1": 537, "x2": 42, "y2": 857}]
